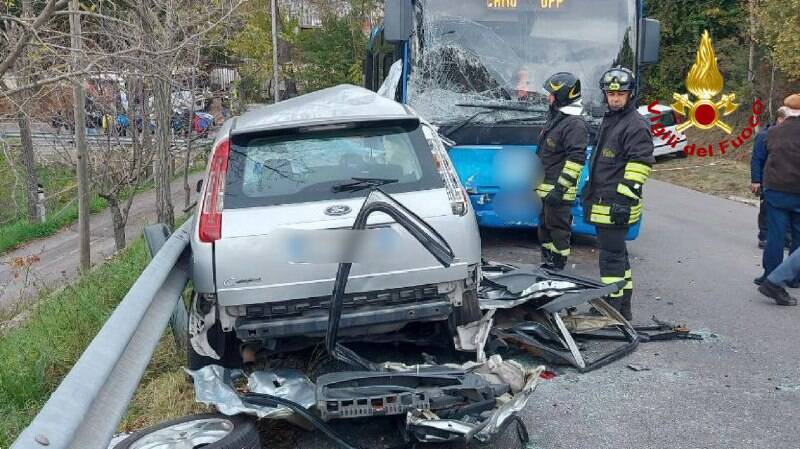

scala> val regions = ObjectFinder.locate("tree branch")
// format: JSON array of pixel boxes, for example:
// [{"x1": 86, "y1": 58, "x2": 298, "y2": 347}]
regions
[{"x1": 0, "y1": 0, "x2": 69, "y2": 79}]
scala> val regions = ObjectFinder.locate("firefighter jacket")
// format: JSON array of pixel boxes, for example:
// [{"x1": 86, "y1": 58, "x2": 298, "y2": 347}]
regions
[
  {"x1": 582, "y1": 102, "x2": 655, "y2": 226},
  {"x1": 535, "y1": 111, "x2": 589, "y2": 203}
]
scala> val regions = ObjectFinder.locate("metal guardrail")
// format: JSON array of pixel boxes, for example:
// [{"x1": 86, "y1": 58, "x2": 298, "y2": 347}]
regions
[
  {"x1": 11, "y1": 220, "x2": 193, "y2": 449},
  {"x1": 0, "y1": 130, "x2": 214, "y2": 147}
]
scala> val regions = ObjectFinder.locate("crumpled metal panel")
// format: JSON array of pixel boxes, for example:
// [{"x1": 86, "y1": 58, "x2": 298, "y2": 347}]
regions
[
  {"x1": 474, "y1": 367, "x2": 542, "y2": 442},
  {"x1": 188, "y1": 366, "x2": 315, "y2": 419},
  {"x1": 454, "y1": 310, "x2": 495, "y2": 362},
  {"x1": 406, "y1": 364, "x2": 544, "y2": 443}
]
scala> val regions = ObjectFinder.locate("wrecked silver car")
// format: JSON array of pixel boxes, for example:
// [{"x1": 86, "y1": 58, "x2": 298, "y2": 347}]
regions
[{"x1": 188, "y1": 85, "x2": 482, "y2": 369}]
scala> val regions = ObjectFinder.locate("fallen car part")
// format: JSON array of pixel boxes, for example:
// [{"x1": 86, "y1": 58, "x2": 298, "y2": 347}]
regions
[
  {"x1": 191, "y1": 355, "x2": 541, "y2": 448},
  {"x1": 580, "y1": 317, "x2": 705, "y2": 342},
  {"x1": 188, "y1": 365, "x2": 315, "y2": 421},
  {"x1": 453, "y1": 310, "x2": 495, "y2": 362},
  {"x1": 495, "y1": 299, "x2": 639, "y2": 373},
  {"x1": 479, "y1": 262, "x2": 623, "y2": 311},
  {"x1": 333, "y1": 357, "x2": 542, "y2": 444},
  {"x1": 325, "y1": 188, "x2": 457, "y2": 370},
  {"x1": 638, "y1": 316, "x2": 705, "y2": 341},
  {"x1": 315, "y1": 369, "x2": 509, "y2": 421},
  {"x1": 406, "y1": 364, "x2": 543, "y2": 444},
  {"x1": 481, "y1": 262, "x2": 640, "y2": 372},
  {"x1": 111, "y1": 413, "x2": 260, "y2": 449},
  {"x1": 242, "y1": 392, "x2": 411, "y2": 449}
]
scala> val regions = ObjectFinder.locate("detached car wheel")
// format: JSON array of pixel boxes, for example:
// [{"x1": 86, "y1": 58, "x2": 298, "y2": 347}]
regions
[{"x1": 112, "y1": 413, "x2": 260, "y2": 449}]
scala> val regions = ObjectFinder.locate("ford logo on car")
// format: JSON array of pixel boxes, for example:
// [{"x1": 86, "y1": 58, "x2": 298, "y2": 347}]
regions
[{"x1": 324, "y1": 205, "x2": 352, "y2": 216}]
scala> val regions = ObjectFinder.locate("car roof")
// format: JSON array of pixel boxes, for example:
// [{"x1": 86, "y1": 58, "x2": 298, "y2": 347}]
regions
[{"x1": 232, "y1": 84, "x2": 417, "y2": 135}]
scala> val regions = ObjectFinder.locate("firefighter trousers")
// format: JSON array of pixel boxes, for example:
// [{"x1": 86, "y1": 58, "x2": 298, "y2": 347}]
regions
[
  {"x1": 597, "y1": 225, "x2": 633, "y2": 319},
  {"x1": 538, "y1": 202, "x2": 572, "y2": 268}
]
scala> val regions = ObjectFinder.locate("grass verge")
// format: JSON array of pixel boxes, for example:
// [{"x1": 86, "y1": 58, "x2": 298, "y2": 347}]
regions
[
  {"x1": 0, "y1": 237, "x2": 200, "y2": 446},
  {"x1": 652, "y1": 155, "x2": 753, "y2": 200},
  {"x1": 0, "y1": 197, "x2": 107, "y2": 254}
]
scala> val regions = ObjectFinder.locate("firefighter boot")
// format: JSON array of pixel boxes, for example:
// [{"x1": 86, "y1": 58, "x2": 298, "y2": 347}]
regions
[
  {"x1": 540, "y1": 247, "x2": 554, "y2": 269},
  {"x1": 551, "y1": 253, "x2": 567, "y2": 271},
  {"x1": 605, "y1": 296, "x2": 623, "y2": 315},
  {"x1": 619, "y1": 290, "x2": 633, "y2": 321}
]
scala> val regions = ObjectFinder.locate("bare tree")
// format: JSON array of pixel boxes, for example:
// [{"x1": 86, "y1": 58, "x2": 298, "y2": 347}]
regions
[
  {"x1": 70, "y1": 0, "x2": 90, "y2": 271},
  {"x1": 1, "y1": 0, "x2": 43, "y2": 223},
  {"x1": 131, "y1": 0, "x2": 245, "y2": 229},
  {"x1": 2, "y1": 0, "x2": 245, "y2": 252}
]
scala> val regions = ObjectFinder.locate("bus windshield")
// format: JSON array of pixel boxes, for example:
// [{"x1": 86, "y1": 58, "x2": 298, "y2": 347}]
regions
[{"x1": 408, "y1": 0, "x2": 637, "y2": 125}]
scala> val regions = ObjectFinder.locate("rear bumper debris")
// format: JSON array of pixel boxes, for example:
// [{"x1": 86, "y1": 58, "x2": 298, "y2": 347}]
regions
[{"x1": 235, "y1": 300, "x2": 452, "y2": 340}]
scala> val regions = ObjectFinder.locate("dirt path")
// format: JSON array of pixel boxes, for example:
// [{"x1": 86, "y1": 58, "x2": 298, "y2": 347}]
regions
[{"x1": 0, "y1": 173, "x2": 203, "y2": 311}]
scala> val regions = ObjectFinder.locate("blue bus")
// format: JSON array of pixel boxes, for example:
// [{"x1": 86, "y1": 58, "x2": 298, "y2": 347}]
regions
[{"x1": 365, "y1": 0, "x2": 660, "y2": 239}]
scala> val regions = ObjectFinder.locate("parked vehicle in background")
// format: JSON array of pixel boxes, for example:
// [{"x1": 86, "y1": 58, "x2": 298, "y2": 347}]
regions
[
  {"x1": 188, "y1": 85, "x2": 482, "y2": 368},
  {"x1": 637, "y1": 104, "x2": 688, "y2": 158}
]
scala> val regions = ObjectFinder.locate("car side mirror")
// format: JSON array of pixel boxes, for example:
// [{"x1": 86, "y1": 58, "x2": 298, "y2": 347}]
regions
[
  {"x1": 196, "y1": 179, "x2": 203, "y2": 193},
  {"x1": 384, "y1": 0, "x2": 413, "y2": 42},
  {"x1": 639, "y1": 18, "x2": 661, "y2": 66}
]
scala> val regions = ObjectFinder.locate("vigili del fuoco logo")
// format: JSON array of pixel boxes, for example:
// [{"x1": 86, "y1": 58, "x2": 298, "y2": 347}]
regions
[{"x1": 647, "y1": 30, "x2": 765, "y2": 158}]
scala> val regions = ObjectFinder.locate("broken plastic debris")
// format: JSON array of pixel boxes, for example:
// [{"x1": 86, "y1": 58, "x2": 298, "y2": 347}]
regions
[
  {"x1": 627, "y1": 364, "x2": 649, "y2": 372},
  {"x1": 187, "y1": 365, "x2": 315, "y2": 420}
]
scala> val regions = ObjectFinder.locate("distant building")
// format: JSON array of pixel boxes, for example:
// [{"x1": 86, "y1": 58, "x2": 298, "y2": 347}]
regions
[{"x1": 278, "y1": 0, "x2": 382, "y2": 32}]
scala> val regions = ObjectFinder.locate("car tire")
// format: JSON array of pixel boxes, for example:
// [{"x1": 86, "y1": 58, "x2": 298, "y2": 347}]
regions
[
  {"x1": 187, "y1": 321, "x2": 243, "y2": 371},
  {"x1": 453, "y1": 286, "x2": 482, "y2": 326},
  {"x1": 112, "y1": 413, "x2": 260, "y2": 449}
]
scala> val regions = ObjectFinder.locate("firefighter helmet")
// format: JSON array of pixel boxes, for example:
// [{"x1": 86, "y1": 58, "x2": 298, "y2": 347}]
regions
[
  {"x1": 599, "y1": 67, "x2": 636, "y2": 93},
  {"x1": 543, "y1": 72, "x2": 582, "y2": 108}
]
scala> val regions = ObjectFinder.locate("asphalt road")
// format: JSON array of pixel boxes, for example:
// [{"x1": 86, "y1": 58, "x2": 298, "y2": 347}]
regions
[
  {"x1": 264, "y1": 180, "x2": 798, "y2": 449},
  {"x1": 0, "y1": 172, "x2": 204, "y2": 311}
]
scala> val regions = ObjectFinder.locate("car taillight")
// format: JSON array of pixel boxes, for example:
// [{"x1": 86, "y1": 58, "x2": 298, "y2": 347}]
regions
[
  {"x1": 199, "y1": 137, "x2": 230, "y2": 243},
  {"x1": 427, "y1": 134, "x2": 468, "y2": 216}
]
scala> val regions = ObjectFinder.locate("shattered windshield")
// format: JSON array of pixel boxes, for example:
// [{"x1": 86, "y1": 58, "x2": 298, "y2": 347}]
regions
[{"x1": 408, "y1": 0, "x2": 637, "y2": 125}]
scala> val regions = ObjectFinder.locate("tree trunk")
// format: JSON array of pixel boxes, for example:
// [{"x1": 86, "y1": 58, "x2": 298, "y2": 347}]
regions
[
  {"x1": 14, "y1": 0, "x2": 40, "y2": 224},
  {"x1": 16, "y1": 110, "x2": 40, "y2": 223},
  {"x1": 747, "y1": 0, "x2": 756, "y2": 97},
  {"x1": 106, "y1": 195, "x2": 126, "y2": 251},
  {"x1": 768, "y1": 60, "x2": 776, "y2": 122},
  {"x1": 184, "y1": 54, "x2": 198, "y2": 208},
  {"x1": 154, "y1": 78, "x2": 175, "y2": 229},
  {"x1": 70, "y1": 0, "x2": 91, "y2": 271},
  {"x1": 140, "y1": 81, "x2": 154, "y2": 180}
]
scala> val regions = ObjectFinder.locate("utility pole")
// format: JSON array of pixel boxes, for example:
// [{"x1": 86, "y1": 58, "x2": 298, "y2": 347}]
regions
[
  {"x1": 70, "y1": 0, "x2": 91, "y2": 272},
  {"x1": 271, "y1": 0, "x2": 280, "y2": 103}
]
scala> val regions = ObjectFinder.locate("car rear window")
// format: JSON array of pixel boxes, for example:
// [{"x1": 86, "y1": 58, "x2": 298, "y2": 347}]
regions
[{"x1": 224, "y1": 124, "x2": 442, "y2": 208}]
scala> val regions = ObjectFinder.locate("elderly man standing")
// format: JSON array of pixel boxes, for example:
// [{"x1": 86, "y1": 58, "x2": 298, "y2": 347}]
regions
[
  {"x1": 758, "y1": 94, "x2": 800, "y2": 306},
  {"x1": 751, "y1": 107, "x2": 789, "y2": 248}
]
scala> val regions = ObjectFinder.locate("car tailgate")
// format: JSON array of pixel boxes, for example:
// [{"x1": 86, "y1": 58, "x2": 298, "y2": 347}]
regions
[{"x1": 213, "y1": 189, "x2": 477, "y2": 306}]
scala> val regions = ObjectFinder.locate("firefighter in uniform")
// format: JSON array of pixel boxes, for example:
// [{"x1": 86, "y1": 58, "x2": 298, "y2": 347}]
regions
[
  {"x1": 582, "y1": 67, "x2": 655, "y2": 320},
  {"x1": 536, "y1": 72, "x2": 589, "y2": 270}
]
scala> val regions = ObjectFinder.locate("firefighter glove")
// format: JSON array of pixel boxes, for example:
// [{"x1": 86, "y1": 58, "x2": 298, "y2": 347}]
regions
[
  {"x1": 610, "y1": 202, "x2": 632, "y2": 225},
  {"x1": 543, "y1": 185, "x2": 567, "y2": 206}
]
